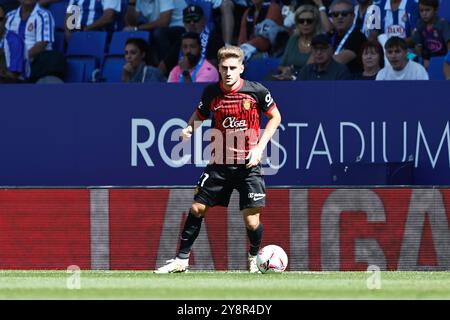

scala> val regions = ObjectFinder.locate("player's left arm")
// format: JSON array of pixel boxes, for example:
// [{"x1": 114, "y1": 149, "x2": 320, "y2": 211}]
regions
[{"x1": 246, "y1": 106, "x2": 281, "y2": 168}]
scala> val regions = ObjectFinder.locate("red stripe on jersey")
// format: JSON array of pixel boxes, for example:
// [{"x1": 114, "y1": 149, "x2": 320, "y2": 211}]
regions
[{"x1": 264, "y1": 103, "x2": 277, "y2": 116}]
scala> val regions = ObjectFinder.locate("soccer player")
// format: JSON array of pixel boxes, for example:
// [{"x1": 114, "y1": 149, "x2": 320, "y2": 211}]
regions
[{"x1": 155, "y1": 45, "x2": 282, "y2": 273}]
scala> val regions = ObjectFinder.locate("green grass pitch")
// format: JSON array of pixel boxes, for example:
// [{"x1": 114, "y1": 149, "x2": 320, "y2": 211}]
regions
[{"x1": 0, "y1": 271, "x2": 449, "y2": 299}]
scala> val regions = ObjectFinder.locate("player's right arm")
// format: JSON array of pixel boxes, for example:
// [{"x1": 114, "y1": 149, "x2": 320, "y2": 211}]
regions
[
  {"x1": 181, "y1": 111, "x2": 204, "y2": 141},
  {"x1": 181, "y1": 88, "x2": 212, "y2": 141}
]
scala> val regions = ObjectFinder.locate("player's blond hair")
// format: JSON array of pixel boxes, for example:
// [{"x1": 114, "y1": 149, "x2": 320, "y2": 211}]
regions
[{"x1": 217, "y1": 45, "x2": 244, "y2": 64}]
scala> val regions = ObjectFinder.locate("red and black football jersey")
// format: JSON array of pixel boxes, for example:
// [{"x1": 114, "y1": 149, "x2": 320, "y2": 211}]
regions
[{"x1": 195, "y1": 79, "x2": 277, "y2": 164}]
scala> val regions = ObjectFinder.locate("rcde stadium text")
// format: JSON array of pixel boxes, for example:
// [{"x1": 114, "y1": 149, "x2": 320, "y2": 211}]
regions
[{"x1": 177, "y1": 304, "x2": 272, "y2": 318}]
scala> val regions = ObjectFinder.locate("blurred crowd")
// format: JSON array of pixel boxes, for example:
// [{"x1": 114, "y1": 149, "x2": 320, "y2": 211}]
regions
[{"x1": 0, "y1": 0, "x2": 449, "y2": 83}]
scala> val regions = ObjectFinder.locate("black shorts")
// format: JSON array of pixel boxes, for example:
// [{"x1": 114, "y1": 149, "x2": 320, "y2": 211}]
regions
[{"x1": 193, "y1": 164, "x2": 266, "y2": 211}]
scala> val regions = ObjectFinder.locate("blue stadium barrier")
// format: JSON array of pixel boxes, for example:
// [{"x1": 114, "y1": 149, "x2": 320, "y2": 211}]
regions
[{"x1": 428, "y1": 56, "x2": 445, "y2": 80}]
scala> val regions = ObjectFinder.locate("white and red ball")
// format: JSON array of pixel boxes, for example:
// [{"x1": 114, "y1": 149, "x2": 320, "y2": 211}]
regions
[{"x1": 256, "y1": 245, "x2": 288, "y2": 273}]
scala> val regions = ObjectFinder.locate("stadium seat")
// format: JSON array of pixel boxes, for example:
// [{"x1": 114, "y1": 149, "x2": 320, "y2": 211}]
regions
[
  {"x1": 242, "y1": 57, "x2": 281, "y2": 81},
  {"x1": 48, "y1": 0, "x2": 69, "y2": 31},
  {"x1": 439, "y1": 0, "x2": 450, "y2": 22},
  {"x1": 101, "y1": 57, "x2": 125, "y2": 82},
  {"x1": 428, "y1": 56, "x2": 446, "y2": 80},
  {"x1": 108, "y1": 31, "x2": 150, "y2": 55},
  {"x1": 65, "y1": 58, "x2": 96, "y2": 82},
  {"x1": 66, "y1": 31, "x2": 107, "y2": 66},
  {"x1": 54, "y1": 31, "x2": 65, "y2": 53}
]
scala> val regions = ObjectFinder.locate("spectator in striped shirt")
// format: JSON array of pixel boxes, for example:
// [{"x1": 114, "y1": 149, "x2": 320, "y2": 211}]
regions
[
  {"x1": 4, "y1": 0, "x2": 55, "y2": 80},
  {"x1": 65, "y1": 0, "x2": 121, "y2": 41}
]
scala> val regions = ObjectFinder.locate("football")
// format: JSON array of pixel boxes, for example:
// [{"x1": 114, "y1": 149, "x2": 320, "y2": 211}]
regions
[{"x1": 256, "y1": 245, "x2": 288, "y2": 273}]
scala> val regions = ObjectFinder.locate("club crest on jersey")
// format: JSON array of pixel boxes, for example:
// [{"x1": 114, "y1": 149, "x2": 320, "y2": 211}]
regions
[
  {"x1": 27, "y1": 23, "x2": 34, "y2": 32},
  {"x1": 242, "y1": 99, "x2": 251, "y2": 110}
]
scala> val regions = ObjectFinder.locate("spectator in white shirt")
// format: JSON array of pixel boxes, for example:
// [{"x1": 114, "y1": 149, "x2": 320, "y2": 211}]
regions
[
  {"x1": 376, "y1": 36, "x2": 429, "y2": 80},
  {"x1": 125, "y1": 0, "x2": 186, "y2": 60}
]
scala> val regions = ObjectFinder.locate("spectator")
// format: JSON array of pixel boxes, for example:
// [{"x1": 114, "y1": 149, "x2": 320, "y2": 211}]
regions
[
  {"x1": 281, "y1": 1, "x2": 331, "y2": 33},
  {"x1": 159, "y1": 4, "x2": 224, "y2": 77},
  {"x1": 272, "y1": 4, "x2": 321, "y2": 80},
  {"x1": 125, "y1": 0, "x2": 186, "y2": 61},
  {"x1": 65, "y1": 0, "x2": 121, "y2": 38},
  {"x1": 354, "y1": 40, "x2": 384, "y2": 79},
  {"x1": 298, "y1": 33, "x2": 352, "y2": 80},
  {"x1": 168, "y1": 31, "x2": 219, "y2": 82},
  {"x1": 122, "y1": 38, "x2": 166, "y2": 83},
  {"x1": 381, "y1": 0, "x2": 419, "y2": 43},
  {"x1": 220, "y1": 0, "x2": 249, "y2": 45},
  {"x1": 328, "y1": 0, "x2": 367, "y2": 75},
  {"x1": 376, "y1": 36, "x2": 429, "y2": 80},
  {"x1": 412, "y1": 0, "x2": 450, "y2": 69},
  {"x1": 238, "y1": 0, "x2": 284, "y2": 62},
  {"x1": 354, "y1": 0, "x2": 381, "y2": 41},
  {"x1": 444, "y1": 51, "x2": 450, "y2": 80},
  {"x1": 4, "y1": 0, "x2": 55, "y2": 80}
]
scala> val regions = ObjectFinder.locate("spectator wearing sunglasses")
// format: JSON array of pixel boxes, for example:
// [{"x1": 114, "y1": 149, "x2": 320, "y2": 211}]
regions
[
  {"x1": 159, "y1": 4, "x2": 224, "y2": 77},
  {"x1": 273, "y1": 4, "x2": 321, "y2": 80},
  {"x1": 328, "y1": 0, "x2": 367, "y2": 75}
]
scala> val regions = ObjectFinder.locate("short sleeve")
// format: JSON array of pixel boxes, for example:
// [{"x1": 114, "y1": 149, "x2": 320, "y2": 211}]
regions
[
  {"x1": 102, "y1": 0, "x2": 121, "y2": 12},
  {"x1": 255, "y1": 82, "x2": 277, "y2": 114},
  {"x1": 196, "y1": 86, "x2": 213, "y2": 120}
]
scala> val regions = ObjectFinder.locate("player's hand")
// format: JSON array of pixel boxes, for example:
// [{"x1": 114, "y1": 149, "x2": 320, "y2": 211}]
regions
[
  {"x1": 181, "y1": 126, "x2": 193, "y2": 141},
  {"x1": 246, "y1": 146, "x2": 263, "y2": 168}
]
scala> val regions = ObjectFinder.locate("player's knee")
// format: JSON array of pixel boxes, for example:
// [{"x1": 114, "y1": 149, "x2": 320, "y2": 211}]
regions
[
  {"x1": 190, "y1": 203, "x2": 207, "y2": 217},
  {"x1": 245, "y1": 220, "x2": 260, "y2": 231}
]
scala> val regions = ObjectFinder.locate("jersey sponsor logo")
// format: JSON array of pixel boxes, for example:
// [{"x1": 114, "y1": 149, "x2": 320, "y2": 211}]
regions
[
  {"x1": 248, "y1": 193, "x2": 266, "y2": 201},
  {"x1": 222, "y1": 117, "x2": 247, "y2": 129},
  {"x1": 213, "y1": 104, "x2": 223, "y2": 111}
]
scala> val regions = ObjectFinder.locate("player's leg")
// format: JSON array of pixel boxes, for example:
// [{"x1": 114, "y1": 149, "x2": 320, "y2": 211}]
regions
[
  {"x1": 154, "y1": 202, "x2": 209, "y2": 274},
  {"x1": 155, "y1": 166, "x2": 232, "y2": 273},
  {"x1": 177, "y1": 202, "x2": 209, "y2": 260},
  {"x1": 237, "y1": 164, "x2": 266, "y2": 272},
  {"x1": 242, "y1": 207, "x2": 263, "y2": 273}
]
